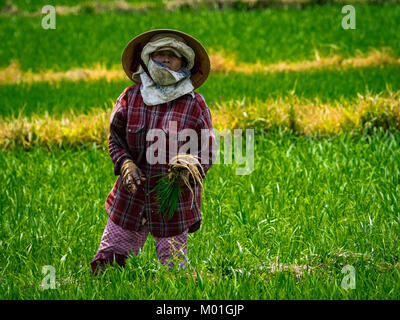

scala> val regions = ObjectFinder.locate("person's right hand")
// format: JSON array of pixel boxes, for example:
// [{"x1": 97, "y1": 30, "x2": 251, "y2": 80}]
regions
[{"x1": 120, "y1": 159, "x2": 146, "y2": 193}]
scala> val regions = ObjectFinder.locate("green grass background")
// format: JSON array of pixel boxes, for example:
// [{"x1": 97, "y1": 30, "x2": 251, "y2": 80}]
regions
[
  {"x1": 1, "y1": 129, "x2": 399, "y2": 299},
  {"x1": 1, "y1": 1, "x2": 400, "y2": 299},
  {"x1": 2, "y1": 66, "x2": 400, "y2": 118},
  {"x1": 1, "y1": 4, "x2": 399, "y2": 71}
]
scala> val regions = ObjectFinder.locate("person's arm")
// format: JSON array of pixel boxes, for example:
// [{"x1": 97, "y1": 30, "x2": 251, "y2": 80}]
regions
[
  {"x1": 168, "y1": 95, "x2": 216, "y2": 188},
  {"x1": 192, "y1": 94, "x2": 217, "y2": 182},
  {"x1": 108, "y1": 88, "x2": 132, "y2": 176}
]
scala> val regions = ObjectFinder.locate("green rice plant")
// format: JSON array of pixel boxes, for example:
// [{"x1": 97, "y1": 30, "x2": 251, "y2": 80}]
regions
[
  {"x1": 153, "y1": 174, "x2": 182, "y2": 219},
  {"x1": 152, "y1": 154, "x2": 204, "y2": 219}
]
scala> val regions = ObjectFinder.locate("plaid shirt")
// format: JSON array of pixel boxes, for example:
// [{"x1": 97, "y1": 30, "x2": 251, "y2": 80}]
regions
[{"x1": 105, "y1": 83, "x2": 216, "y2": 237}]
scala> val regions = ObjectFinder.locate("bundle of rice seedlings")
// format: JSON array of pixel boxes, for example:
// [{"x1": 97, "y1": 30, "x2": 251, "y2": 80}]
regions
[{"x1": 152, "y1": 154, "x2": 205, "y2": 219}]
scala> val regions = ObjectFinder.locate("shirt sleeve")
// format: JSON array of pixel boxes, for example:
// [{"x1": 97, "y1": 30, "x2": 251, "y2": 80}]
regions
[
  {"x1": 108, "y1": 88, "x2": 132, "y2": 176},
  {"x1": 193, "y1": 94, "x2": 217, "y2": 180}
]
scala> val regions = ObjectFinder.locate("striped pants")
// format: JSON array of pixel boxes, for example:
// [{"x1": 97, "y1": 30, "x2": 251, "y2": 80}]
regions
[{"x1": 90, "y1": 217, "x2": 189, "y2": 273}]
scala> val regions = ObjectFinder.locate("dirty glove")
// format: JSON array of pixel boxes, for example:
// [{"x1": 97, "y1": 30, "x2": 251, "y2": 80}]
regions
[{"x1": 120, "y1": 159, "x2": 146, "y2": 193}]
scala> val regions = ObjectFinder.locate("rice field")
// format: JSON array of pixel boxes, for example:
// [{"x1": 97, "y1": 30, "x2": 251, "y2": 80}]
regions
[{"x1": 1, "y1": 0, "x2": 399, "y2": 300}]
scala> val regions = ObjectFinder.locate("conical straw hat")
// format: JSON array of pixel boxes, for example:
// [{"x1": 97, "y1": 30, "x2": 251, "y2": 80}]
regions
[{"x1": 122, "y1": 29, "x2": 210, "y2": 89}]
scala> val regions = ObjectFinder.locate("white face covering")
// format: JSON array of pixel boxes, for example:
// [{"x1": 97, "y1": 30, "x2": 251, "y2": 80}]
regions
[
  {"x1": 137, "y1": 55, "x2": 195, "y2": 106},
  {"x1": 132, "y1": 35, "x2": 196, "y2": 106},
  {"x1": 148, "y1": 58, "x2": 190, "y2": 86}
]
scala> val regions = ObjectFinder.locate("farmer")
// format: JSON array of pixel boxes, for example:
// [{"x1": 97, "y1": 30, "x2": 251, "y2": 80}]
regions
[{"x1": 90, "y1": 29, "x2": 216, "y2": 273}]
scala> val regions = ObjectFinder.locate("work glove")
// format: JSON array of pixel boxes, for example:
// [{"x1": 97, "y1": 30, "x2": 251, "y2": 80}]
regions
[{"x1": 120, "y1": 159, "x2": 146, "y2": 194}]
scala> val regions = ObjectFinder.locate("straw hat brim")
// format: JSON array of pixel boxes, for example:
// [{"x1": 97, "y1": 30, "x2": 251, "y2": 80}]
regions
[{"x1": 122, "y1": 29, "x2": 210, "y2": 90}]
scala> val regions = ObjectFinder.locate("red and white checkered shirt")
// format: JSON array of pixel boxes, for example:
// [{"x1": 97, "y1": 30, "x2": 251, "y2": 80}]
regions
[{"x1": 105, "y1": 83, "x2": 216, "y2": 237}]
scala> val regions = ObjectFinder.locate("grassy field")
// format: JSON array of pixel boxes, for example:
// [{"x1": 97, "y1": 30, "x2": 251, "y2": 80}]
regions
[
  {"x1": 1, "y1": 4, "x2": 400, "y2": 71},
  {"x1": 1, "y1": 1, "x2": 400, "y2": 299},
  {"x1": 2, "y1": 66, "x2": 400, "y2": 118},
  {"x1": 1, "y1": 128, "x2": 400, "y2": 299}
]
